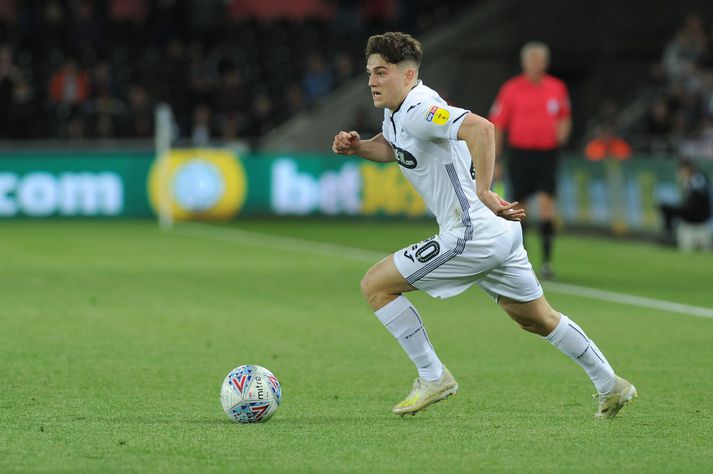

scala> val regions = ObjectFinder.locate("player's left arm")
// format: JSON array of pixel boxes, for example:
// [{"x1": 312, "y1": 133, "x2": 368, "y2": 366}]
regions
[{"x1": 457, "y1": 113, "x2": 525, "y2": 221}]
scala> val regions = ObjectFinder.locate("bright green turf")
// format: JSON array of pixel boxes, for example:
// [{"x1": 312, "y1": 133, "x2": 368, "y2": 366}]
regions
[{"x1": 1, "y1": 220, "x2": 712, "y2": 473}]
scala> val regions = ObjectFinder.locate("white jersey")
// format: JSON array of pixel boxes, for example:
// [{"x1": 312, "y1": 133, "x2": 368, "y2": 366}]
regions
[{"x1": 382, "y1": 81, "x2": 508, "y2": 240}]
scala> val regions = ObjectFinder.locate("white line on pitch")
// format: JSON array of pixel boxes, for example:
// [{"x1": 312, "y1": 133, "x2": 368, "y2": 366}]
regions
[
  {"x1": 175, "y1": 221, "x2": 388, "y2": 263},
  {"x1": 174, "y1": 222, "x2": 713, "y2": 320},
  {"x1": 543, "y1": 282, "x2": 713, "y2": 319}
]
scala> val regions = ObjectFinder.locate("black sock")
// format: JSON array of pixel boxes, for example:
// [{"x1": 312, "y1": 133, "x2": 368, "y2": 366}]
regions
[{"x1": 541, "y1": 220, "x2": 554, "y2": 263}]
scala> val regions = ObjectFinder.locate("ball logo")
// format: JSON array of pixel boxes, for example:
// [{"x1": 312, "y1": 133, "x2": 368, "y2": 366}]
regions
[{"x1": 148, "y1": 149, "x2": 247, "y2": 220}]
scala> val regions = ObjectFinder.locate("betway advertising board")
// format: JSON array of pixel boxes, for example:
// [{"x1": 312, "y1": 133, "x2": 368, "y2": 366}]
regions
[
  {"x1": 0, "y1": 149, "x2": 700, "y2": 235},
  {"x1": 0, "y1": 150, "x2": 426, "y2": 219},
  {"x1": 0, "y1": 151, "x2": 153, "y2": 218}
]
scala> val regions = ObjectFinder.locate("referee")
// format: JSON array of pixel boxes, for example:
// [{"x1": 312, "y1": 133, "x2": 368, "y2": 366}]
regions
[{"x1": 489, "y1": 42, "x2": 571, "y2": 279}]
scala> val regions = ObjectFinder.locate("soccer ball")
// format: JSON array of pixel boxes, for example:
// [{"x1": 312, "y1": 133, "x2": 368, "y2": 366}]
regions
[{"x1": 220, "y1": 364, "x2": 282, "y2": 423}]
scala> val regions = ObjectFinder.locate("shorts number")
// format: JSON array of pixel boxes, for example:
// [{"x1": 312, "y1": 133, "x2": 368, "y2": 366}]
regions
[{"x1": 415, "y1": 241, "x2": 440, "y2": 263}]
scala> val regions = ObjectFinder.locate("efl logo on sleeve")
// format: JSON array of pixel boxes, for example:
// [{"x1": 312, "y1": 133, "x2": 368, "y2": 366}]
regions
[{"x1": 425, "y1": 105, "x2": 450, "y2": 125}]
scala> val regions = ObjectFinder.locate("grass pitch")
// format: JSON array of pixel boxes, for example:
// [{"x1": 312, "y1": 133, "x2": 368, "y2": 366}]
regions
[{"x1": 1, "y1": 219, "x2": 712, "y2": 473}]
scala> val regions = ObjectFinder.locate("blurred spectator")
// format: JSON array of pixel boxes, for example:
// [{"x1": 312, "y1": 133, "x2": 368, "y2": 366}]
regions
[
  {"x1": 191, "y1": 103, "x2": 213, "y2": 146},
  {"x1": 149, "y1": 0, "x2": 183, "y2": 47},
  {"x1": 109, "y1": 0, "x2": 147, "y2": 48},
  {"x1": 218, "y1": 114, "x2": 250, "y2": 154},
  {"x1": 334, "y1": 51, "x2": 355, "y2": 86},
  {"x1": 86, "y1": 92, "x2": 127, "y2": 139},
  {"x1": 584, "y1": 125, "x2": 632, "y2": 161},
  {"x1": 65, "y1": 115, "x2": 87, "y2": 140},
  {"x1": 185, "y1": 0, "x2": 223, "y2": 39},
  {"x1": 213, "y1": 67, "x2": 249, "y2": 132},
  {"x1": 39, "y1": 0, "x2": 69, "y2": 54},
  {"x1": 659, "y1": 158, "x2": 712, "y2": 250},
  {"x1": 332, "y1": 0, "x2": 363, "y2": 38},
  {"x1": 152, "y1": 38, "x2": 190, "y2": 123},
  {"x1": 303, "y1": 53, "x2": 334, "y2": 103},
  {"x1": 0, "y1": 43, "x2": 19, "y2": 114},
  {"x1": 6, "y1": 77, "x2": 38, "y2": 138},
  {"x1": 646, "y1": 99, "x2": 673, "y2": 136},
  {"x1": 187, "y1": 41, "x2": 219, "y2": 103},
  {"x1": 124, "y1": 84, "x2": 153, "y2": 137},
  {"x1": 48, "y1": 58, "x2": 90, "y2": 106},
  {"x1": 90, "y1": 61, "x2": 118, "y2": 98},
  {"x1": 662, "y1": 14, "x2": 709, "y2": 82},
  {"x1": 0, "y1": 0, "x2": 18, "y2": 40},
  {"x1": 284, "y1": 82, "x2": 305, "y2": 117},
  {"x1": 70, "y1": 1, "x2": 104, "y2": 55},
  {"x1": 246, "y1": 91, "x2": 275, "y2": 138},
  {"x1": 644, "y1": 98, "x2": 674, "y2": 153}
]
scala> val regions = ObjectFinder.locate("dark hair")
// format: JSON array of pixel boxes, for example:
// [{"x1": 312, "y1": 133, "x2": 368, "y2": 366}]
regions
[{"x1": 365, "y1": 32, "x2": 423, "y2": 66}]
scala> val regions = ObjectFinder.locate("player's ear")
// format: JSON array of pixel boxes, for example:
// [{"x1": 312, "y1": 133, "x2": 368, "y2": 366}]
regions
[{"x1": 403, "y1": 67, "x2": 416, "y2": 85}]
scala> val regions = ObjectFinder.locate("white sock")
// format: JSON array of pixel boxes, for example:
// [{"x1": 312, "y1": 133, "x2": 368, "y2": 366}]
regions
[
  {"x1": 545, "y1": 314, "x2": 616, "y2": 394},
  {"x1": 375, "y1": 295, "x2": 443, "y2": 381}
]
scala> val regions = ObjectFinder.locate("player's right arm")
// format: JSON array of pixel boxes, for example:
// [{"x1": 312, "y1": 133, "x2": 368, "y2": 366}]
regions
[
  {"x1": 489, "y1": 84, "x2": 510, "y2": 179},
  {"x1": 332, "y1": 131, "x2": 395, "y2": 163}
]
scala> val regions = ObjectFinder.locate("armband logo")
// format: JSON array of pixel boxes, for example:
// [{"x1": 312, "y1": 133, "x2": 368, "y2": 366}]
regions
[{"x1": 425, "y1": 105, "x2": 450, "y2": 125}]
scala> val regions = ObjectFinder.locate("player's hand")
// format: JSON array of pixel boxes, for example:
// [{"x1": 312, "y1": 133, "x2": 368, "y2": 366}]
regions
[
  {"x1": 332, "y1": 131, "x2": 361, "y2": 155},
  {"x1": 478, "y1": 190, "x2": 526, "y2": 221}
]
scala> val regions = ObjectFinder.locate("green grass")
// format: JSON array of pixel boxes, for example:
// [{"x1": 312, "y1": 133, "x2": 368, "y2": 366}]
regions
[{"x1": 1, "y1": 219, "x2": 712, "y2": 473}]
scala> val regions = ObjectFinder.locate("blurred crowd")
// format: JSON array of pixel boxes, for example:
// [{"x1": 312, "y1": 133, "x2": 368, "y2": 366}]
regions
[
  {"x1": 0, "y1": 0, "x2": 466, "y2": 146},
  {"x1": 585, "y1": 12, "x2": 713, "y2": 160}
]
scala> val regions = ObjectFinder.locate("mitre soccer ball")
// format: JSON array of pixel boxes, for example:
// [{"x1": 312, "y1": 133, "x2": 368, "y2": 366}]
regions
[{"x1": 220, "y1": 364, "x2": 282, "y2": 423}]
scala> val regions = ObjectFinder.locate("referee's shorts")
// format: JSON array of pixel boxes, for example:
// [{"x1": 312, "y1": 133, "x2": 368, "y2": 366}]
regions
[{"x1": 506, "y1": 147, "x2": 559, "y2": 202}]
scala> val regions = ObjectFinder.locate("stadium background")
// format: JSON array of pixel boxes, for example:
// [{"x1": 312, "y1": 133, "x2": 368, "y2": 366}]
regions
[
  {"x1": 1, "y1": 0, "x2": 712, "y2": 234},
  {"x1": 2, "y1": 1, "x2": 713, "y2": 473}
]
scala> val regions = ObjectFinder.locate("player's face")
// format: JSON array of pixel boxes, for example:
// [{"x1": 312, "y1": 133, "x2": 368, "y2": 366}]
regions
[{"x1": 366, "y1": 54, "x2": 407, "y2": 110}]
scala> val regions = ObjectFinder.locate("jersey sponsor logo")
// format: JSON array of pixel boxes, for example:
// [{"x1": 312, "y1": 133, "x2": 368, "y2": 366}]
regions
[
  {"x1": 391, "y1": 143, "x2": 417, "y2": 169},
  {"x1": 425, "y1": 105, "x2": 450, "y2": 125}
]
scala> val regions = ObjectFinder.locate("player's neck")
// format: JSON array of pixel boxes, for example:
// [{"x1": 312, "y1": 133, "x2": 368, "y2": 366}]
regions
[{"x1": 391, "y1": 80, "x2": 419, "y2": 112}]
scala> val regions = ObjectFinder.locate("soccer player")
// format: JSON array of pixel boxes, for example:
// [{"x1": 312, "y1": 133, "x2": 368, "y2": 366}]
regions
[
  {"x1": 489, "y1": 42, "x2": 571, "y2": 279},
  {"x1": 332, "y1": 32, "x2": 636, "y2": 418}
]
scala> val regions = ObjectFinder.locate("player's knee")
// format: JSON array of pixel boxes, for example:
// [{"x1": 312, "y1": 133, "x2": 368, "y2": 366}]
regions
[
  {"x1": 360, "y1": 270, "x2": 393, "y2": 310},
  {"x1": 360, "y1": 271, "x2": 379, "y2": 306}
]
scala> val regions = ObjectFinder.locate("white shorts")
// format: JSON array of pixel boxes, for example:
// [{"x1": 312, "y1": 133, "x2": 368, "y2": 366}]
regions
[{"x1": 393, "y1": 221, "x2": 543, "y2": 302}]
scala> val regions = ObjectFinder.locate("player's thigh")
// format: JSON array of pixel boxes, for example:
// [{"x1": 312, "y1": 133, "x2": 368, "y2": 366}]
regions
[
  {"x1": 476, "y1": 224, "x2": 543, "y2": 306},
  {"x1": 361, "y1": 255, "x2": 416, "y2": 299}
]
